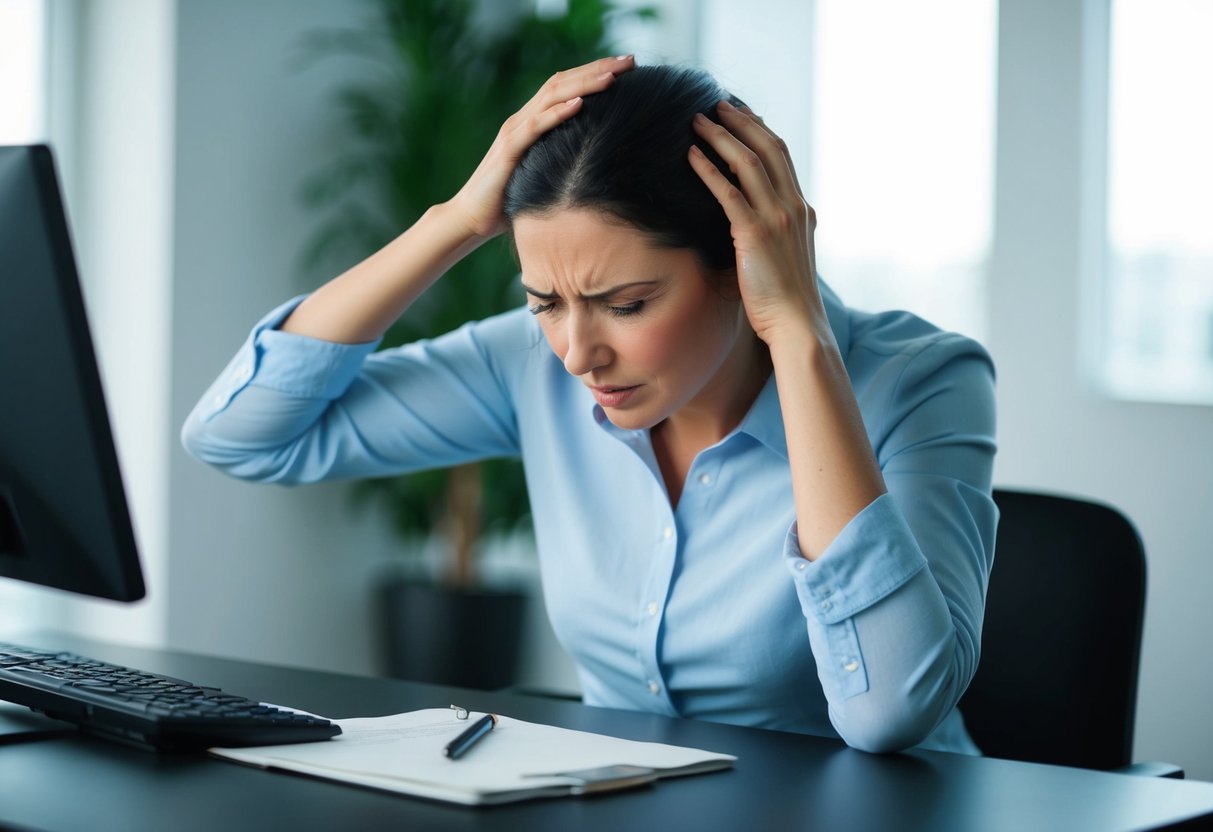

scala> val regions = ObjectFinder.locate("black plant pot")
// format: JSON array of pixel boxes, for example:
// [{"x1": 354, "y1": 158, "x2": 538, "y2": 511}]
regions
[{"x1": 376, "y1": 578, "x2": 527, "y2": 690}]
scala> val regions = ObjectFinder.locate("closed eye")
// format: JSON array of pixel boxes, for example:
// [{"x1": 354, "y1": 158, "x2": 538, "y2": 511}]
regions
[
  {"x1": 528, "y1": 301, "x2": 556, "y2": 316},
  {"x1": 608, "y1": 301, "x2": 645, "y2": 318}
]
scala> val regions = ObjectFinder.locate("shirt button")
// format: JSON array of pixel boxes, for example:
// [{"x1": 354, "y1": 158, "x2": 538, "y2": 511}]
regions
[
  {"x1": 843, "y1": 659, "x2": 860, "y2": 673},
  {"x1": 646, "y1": 602, "x2": 659, "y2": 617},
  {"x1": 796, "y1": 561, "x2": 807, "y2": 571},
  {"x1": 820, "y1": 601, "x2": 832, "y2": 613},
  {"x1": 663, "y1": 527, "x2": 674, "y2": 541},
  {"x1": 647, "y1": 680, "x2": 660, "y2": 695},
  {"x1": 698, "y1": 473, "x2": 712, "y2": 486}
]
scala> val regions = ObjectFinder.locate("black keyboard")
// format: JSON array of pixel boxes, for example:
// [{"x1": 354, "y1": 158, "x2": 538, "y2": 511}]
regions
[{"x1": 0, "y1": 642, "x2": 341, "y2": 751}]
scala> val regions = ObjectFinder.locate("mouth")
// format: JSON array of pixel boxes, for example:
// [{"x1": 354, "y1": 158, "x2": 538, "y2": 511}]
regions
[{"x1": 588, "y1": 384, "x2": 642, "y2": 408}]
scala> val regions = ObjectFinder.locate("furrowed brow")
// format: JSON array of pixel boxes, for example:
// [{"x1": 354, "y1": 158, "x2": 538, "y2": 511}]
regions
[{"x1": 519, "y1": 280, "x2": 658, "y2": 301}]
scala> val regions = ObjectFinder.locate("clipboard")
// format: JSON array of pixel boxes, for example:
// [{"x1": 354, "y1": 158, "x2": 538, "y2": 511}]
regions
[
  {"x1": 526, "y1": 763, "x2": 659, "y2": 795},
  {"x1": 210, "y1": 708, "x2": 735, "y2": 806}
]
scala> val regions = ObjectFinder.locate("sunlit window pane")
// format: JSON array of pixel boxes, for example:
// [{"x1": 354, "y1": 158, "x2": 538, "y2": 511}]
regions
[
  {"x1": 1102, "y1": 0, "x2": 1213, "y2": 404},
  {"x1": 812, "y1": 0, "x2": 996, "y2": 341},
  {"x1": 0, "y1": 0, "x2": 46, "y2": 144}
]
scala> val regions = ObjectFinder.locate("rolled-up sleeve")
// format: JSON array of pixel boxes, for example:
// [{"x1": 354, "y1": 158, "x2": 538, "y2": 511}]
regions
[
  {"x1": 784, "y1": 333, "x2": 997, "y2": 752},
  {"x1": 181, "y1": 296, "x2": 530, "y2": 484}
]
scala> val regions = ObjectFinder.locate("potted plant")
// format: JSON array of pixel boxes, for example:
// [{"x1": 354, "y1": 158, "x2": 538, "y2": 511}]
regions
[{"x1": 297, "y1": 0, "x2": 654, "y2": 689}]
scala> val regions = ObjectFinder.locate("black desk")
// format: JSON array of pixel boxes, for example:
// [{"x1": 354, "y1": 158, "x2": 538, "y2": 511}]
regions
[{"x1": 2, "y1": 636, "x2": 1212, "y2": 832}]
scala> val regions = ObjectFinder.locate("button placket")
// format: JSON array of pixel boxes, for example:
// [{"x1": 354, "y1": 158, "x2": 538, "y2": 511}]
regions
[{"x1": 636, "y1": 506, "x2": 676, "y2": 712}]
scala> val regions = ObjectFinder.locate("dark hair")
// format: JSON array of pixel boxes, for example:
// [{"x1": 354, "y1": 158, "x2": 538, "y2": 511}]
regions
[{"x1": 503, "y1": 65, "x2": 744, "y2": 273}]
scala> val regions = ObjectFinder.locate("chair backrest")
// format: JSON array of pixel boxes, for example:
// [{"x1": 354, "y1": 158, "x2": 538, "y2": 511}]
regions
[{"x1": 958, "y1": 488, "x2": 1146, "y2": 770}]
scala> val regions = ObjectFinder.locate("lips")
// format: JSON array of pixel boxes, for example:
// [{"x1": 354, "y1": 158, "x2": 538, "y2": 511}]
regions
[{"x1": 588, "y1": 384, "x2": 641, "y2": 408}]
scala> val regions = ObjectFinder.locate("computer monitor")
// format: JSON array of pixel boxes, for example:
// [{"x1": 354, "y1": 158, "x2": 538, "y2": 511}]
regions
[{"x1": 0, "y1": 144, "x2": 145, "y2": 602}]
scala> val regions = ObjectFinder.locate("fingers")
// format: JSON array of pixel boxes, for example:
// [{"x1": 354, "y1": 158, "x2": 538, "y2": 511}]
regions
[
  {"x1": 691, "y1": 108, "x2": 783, "y2": 216},
  {"x1": 732, "y1": 104, "x2": 806, "y2": 200},
  {"x1": 687, "y1": 143, "x2": 758, "y2": 227},
  {"x1": 712, "y1": 101, "x2": 803, "y2": 203},
  {"x1": 530, "y1": 55, "x2": 635, "y2": 114},
  {"x1": 498, "y1": 55, "x2": 635, "y2": 160},
  {"x1": 690, "y1": 101, "x2": 815, "y2": 234}
]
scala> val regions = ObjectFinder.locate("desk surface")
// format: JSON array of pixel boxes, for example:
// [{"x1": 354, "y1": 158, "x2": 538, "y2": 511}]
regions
[{"x1": 2, "y1": 636, "x2": 1212, "y2": 832}]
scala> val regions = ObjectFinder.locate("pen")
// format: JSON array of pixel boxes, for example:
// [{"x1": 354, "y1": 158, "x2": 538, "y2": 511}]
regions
[{"x1": 443, "y1": 713, "x2": 498, "y2": 760}]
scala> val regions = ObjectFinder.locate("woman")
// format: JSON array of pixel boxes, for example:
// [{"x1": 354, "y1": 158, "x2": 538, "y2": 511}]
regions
[{"x1": 183, "y1": 57, "x2": 997, "y2": 754}]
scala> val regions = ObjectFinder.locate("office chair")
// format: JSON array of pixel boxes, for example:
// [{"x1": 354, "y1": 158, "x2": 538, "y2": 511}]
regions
[{"x1": 959, "y1": 488, "x2": 1182, "y2": 777}]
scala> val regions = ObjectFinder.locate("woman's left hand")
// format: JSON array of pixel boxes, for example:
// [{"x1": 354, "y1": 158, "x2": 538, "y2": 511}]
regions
[{"x1": 688, "y1": 101, "x2": 827, "y2": 346}]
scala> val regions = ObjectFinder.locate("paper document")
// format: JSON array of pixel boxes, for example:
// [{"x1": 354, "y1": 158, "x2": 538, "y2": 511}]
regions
[{"x1": 211, "y1": 708, "x2": 736, "y2": 806}]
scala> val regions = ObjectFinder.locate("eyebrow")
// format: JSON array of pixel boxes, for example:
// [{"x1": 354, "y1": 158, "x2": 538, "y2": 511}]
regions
[{"x1": 519, "y1": 280, "x2": 659, "y2": 302}]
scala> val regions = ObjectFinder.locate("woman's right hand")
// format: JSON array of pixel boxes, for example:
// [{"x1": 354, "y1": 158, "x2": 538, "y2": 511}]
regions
[
  {"x1": 447, "y1": 55, "x2": 635, "y2": 240},
  {"x1": 280, "y1": 57, "x2": 633, "y2": 344}
]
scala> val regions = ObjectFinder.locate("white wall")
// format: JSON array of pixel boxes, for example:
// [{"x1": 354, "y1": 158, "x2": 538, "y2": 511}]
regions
[
  {"x1": 990, "y1": 0, "x2": 1213, "y2": 781},
  {"x1": 165, "y1": 0, "x2": 408, "y2": 674}
]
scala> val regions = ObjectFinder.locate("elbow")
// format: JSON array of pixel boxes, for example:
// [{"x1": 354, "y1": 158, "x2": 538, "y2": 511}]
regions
[
  {"x1": 179, "y1": 416, "x2": 242, "y2": 473},
  {"x1": 834, "y1": 713, "x2": 936, "y2": 755},
  {"x1": 180, "y1": 414, "x2": 210, "y2": 462},
  {"x1": 829, "y1": 684, "x2": 957, "y2": 754},
  {"x1": 179, "y1": 417, "x2": 302, "y2": 485}
]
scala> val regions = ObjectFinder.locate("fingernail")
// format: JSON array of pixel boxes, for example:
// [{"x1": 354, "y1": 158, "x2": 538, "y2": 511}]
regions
[
  {"x1": 718, "y1": 99, "x2": 737, "y2": 111},
  {"x1": 616, "y1": 54, "x2": 633, "y2": 61}
]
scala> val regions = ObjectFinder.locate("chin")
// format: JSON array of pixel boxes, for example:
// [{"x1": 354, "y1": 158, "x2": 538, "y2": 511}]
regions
[{"x1": 601, "y1": 408, "x2": 662, "y2": 432}]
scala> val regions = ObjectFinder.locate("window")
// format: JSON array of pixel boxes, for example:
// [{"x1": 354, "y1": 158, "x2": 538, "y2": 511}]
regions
[
  {"x1": 810, "y1": 0, "x2": 997, "y2": 341},
  {"x1": 697, "y1": 1, "x2": 996, "y2": 340},
  {"x1": 1100, "y1": 0, "x2": 1213, "y2": 404},
  {"x1": 0, "y1": 0, "x2": 47, "y2": 144}
]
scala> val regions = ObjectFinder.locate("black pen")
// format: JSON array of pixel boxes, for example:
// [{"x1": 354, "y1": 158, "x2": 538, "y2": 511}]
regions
[{"x1": 443, "y1": 713, "x2": 498, "y2": 760}]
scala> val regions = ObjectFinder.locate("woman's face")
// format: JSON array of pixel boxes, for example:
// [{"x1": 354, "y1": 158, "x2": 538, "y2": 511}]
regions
[{"x1": 513, "y1": 208, "x2": 757, "y2": 433}]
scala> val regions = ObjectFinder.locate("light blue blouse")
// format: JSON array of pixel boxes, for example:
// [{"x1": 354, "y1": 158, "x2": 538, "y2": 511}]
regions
[{"x1": 182, "y1": 282, "x2": 997, "y2": 754}]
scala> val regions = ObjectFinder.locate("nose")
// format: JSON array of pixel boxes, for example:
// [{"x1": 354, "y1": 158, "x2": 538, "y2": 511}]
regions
[{"x1": 560, "y1": 310, "x2": 610, "y2": 377}]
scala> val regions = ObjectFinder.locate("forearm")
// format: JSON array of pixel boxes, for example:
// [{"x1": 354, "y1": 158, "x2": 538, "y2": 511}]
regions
[
  {"x1": 768, "y1": 322, "x2": 886, "y2": 560},
  {"x1": 810, "y1": 558, "x2": 970, "y2": 752},
  {"x1": 785, "y1": 479, "x2": 996, "y2": 752},
  {"x1": 183, "y1": 299, "x2": 531, "y2": 485},
  {"x1": 771, "y1": 309, "x2": 998, "y2": 751},
  {"x1": 281, "y1": 201, "x2": 489, "y2": 344}
]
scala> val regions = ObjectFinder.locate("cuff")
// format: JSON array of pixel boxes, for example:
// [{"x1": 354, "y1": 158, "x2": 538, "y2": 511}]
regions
[
  {"x1": 783, "y1": 492, "x2": 927, "y2": 625},
  {"x1": 200, "y1": 295, "x2": 381, "y2": 419},
  {"x1": 782, "y1": 493, "x2": 928, "y2": 700}
]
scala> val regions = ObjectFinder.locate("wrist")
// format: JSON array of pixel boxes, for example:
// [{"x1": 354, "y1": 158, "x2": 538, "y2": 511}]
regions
[
  {"x1": 763, "y1": 309, "x2": 837, "y2": 361},
  {"x1": 428, "y1": 200, "x2": 492, "y2": 247},
  {"x1": 438, "y1": 190, "x2": 506, "y2": 243}
]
